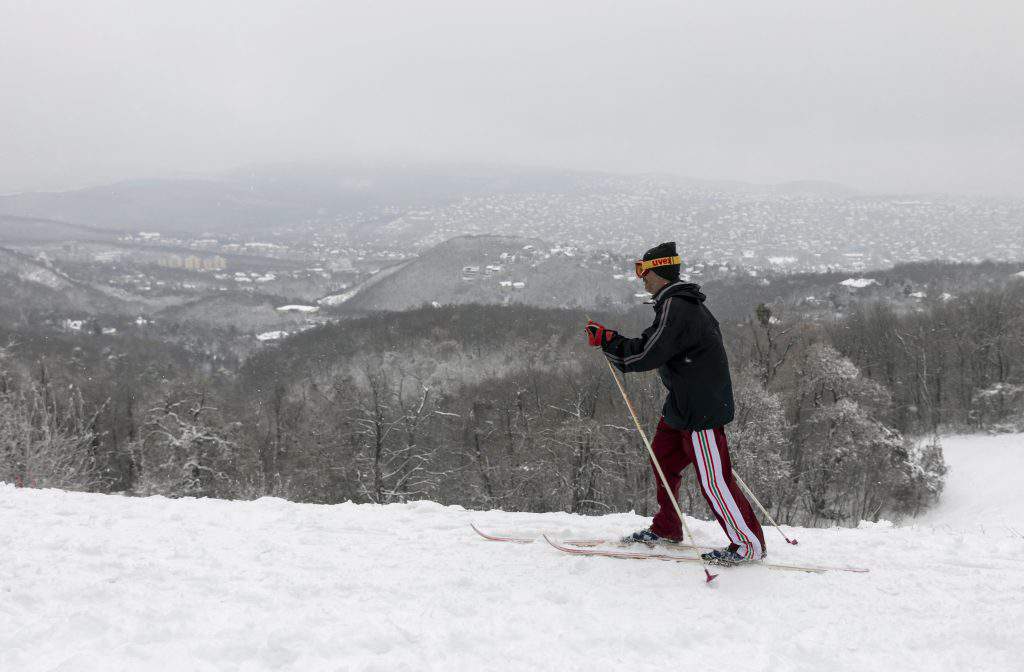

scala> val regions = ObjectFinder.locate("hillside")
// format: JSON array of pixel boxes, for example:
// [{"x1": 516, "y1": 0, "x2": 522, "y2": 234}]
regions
[
  {"x1": 0, "y1": 247, "x2": 140, "y2": 318},
  {"x1": 1, "y1": 432, "x2": 1021, "y2": 671},
  {"x1": 0, "y1": 178, "x2": 311, "y2": 236},
  {"x1": 156, "y1": 291, "x2": 317, "y2": 332},
  {"x1": 337, "y1": 234, "x2": 640, "y2": 312},
  {"x1": 0, "y1": 214, "x2": 120, "y2": 244},
  {"x1": 0, "y1": 164, "x2": 602, "y2": 237},
  {"x1": 332, "y1": 240, "x2": 1023, "y2": 320},
  {"x1": 4, "y1": 164, "x2": 1020, "y2": 275}
]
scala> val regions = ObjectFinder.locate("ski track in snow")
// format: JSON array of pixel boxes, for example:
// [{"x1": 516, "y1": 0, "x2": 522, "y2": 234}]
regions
[{"x1": 2, "y1": 434, "x2": 1023, "y2": 672}]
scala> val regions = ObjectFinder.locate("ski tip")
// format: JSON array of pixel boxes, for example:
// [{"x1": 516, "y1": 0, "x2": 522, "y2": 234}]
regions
[
  {"x1": 704, "y1": 569, "x2": 718, "y2": 583},
  {"x1": 787, "y1": 539, "x2": 799, "y2": 545}
]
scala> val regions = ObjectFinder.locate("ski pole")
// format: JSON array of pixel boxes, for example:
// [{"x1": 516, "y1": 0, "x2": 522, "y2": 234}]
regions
[
  {"x1": 731, "y1": 469, "x2": 799, "y2": 545},
  {"x1": 596, "y1": 353, "x2": 718, "y2": 583},
  {"x1": 601, "y1": 357, "x2": 695, "y2": 543}
]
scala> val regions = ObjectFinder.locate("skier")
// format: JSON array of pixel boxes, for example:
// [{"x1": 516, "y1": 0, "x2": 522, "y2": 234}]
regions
[{"x1": 584, "y1": 242, "x2": 766, "y2": 565}]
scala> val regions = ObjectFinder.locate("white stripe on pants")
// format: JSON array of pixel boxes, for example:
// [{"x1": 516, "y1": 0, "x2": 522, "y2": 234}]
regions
[{"x1": 691, "y1": 429, "x2": 763, "y2": 559}]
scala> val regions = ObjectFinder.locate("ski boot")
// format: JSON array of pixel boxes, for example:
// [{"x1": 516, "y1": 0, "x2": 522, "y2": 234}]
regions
[
  {"x1": 700, "y1": 543, "x2": 761, "y2": 566},
  {"x1": 620, "y1": 528, "x2": 681, "y2": 546}
]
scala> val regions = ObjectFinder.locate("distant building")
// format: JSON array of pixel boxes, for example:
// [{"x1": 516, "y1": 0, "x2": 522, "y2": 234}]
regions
[
  {"x1": 160, "y1": 254, "x2": 226, "y2": 271},
  {"x1": 93, "y1": 250, "x2": 123, "y2": 263},
  {"x1": 329, "y1": 257, "x2": 355, "y2": 272}
]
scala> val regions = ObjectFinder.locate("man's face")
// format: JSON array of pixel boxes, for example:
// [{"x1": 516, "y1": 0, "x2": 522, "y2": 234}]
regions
[{"x1": 642, "y1": 271, "x2": 668, "y2": 295}]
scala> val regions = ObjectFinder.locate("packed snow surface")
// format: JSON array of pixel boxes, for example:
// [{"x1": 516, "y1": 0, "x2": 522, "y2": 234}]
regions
[
  {"x1": 3, "y1": 434, "x2": 1023, "y2": 671},
  {"x1": 919, "y1": 433, "x2": 1024, "y2": 529}
]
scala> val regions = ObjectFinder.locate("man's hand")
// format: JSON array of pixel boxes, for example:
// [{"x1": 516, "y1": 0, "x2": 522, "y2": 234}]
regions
[{"x1": 584, "y1": 320, "x2": 616, "y2": 347}]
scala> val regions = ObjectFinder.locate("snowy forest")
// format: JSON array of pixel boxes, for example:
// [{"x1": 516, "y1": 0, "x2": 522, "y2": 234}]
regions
[{"x1": 4, "y1": 280, "x2": 1021, "y2": 527}]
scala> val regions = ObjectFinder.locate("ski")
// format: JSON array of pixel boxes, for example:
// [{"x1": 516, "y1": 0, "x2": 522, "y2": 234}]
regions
[
  {"x1": 470, "y1": 523, "x2": 714, "y2": 551},
  {"x1": 542, "y1": 535, "x2": 870, "y2": 574}
]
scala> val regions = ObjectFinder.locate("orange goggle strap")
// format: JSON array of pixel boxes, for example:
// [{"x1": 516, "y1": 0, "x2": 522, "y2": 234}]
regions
[{"x1": 635, "y1": 255, "x2": 682, "y2": 277}]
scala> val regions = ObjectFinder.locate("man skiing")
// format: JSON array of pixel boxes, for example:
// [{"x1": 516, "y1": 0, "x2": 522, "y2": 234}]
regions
[{"x1": 584, "y1": 242, "x2": 766, "y2": 565}]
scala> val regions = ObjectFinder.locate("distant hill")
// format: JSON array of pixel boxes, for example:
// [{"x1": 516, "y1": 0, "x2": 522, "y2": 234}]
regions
[
  {"x1": 334, "y1": 236, "x2": 1024, "y2": 321},
  {"x1": 0, "y1": 163, "x2": 865, "y2": 240},
  {"x1": 702, "y1": 259, "x2": 1024, "y2": 323},
  {"x1": 766, "y1": 180, "x2": 860, "y2": 198},
  {"x1": 0, "y1": 247, "x2": 140, "y2": 319},
  {"x1": 0, "y1": 178, "x2": 312, "y2": 236},
  {"x1": 5, "y1": 163, "x2": 1018, "y2": 277},
  {"x1": 0, "y1": 163, "x2": 617, "y2": 237},
  {"x1": 0, "y1": 215, "x2": 120, "y2": 244},
  {"x1": 156, "y1": 291, "x2": 319, "y2": 333},
  {"x1": 336, "y1": 235, "x2": 641, "y2": 312}
]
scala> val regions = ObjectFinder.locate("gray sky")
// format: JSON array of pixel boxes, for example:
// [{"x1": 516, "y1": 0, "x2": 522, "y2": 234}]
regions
[{"x1": 2, "y1": 0, "x2": 1022, "y2": 195}]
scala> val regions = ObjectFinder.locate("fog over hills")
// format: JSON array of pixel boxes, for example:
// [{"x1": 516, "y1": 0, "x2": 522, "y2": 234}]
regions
[
  {"x1": 0, "y1": 163, "x2": 604, "y2": 236},
  {"x1": 2, "y1": 164, "x2": 1020, "y2": 277},
  {"x1": 1, "y1": 163, "x2": 1021, "y2": 337},
  {"x1": 0, "y1": 178, "x2": 311, "y2": 236}
]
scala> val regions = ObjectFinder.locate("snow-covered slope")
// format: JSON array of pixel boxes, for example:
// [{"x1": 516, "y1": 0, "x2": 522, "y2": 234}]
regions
[
  {"x1": 919, "y1": 433, "x2": 1024, "y2": 529},
  {"x1": 2, "y1": 434, "x2": 1023, "y2": 672}
]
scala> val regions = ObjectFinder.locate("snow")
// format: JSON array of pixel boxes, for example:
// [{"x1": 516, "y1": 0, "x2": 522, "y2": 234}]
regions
[
  {"x1": 255, "y1": 330, "x2": 288, "y2": 342},
  {"x1": 318, "y1": 288, "x2": 359, "y2": 306},
  {"x1": 18, "y1": 267, "x2": 66, "y2": 290},
  {"x1": 1, "y1": 434, "x2": 1023, "y2": 671},
  {"x1": 839, "y1": 278, "x2": 878, "y2": 289},
  {"x1": 275, "y1": 305, "x2": 319, "y2": 314},
  {"x1": 918, "y1": 433, "x2": 1024, "y2": 529}
]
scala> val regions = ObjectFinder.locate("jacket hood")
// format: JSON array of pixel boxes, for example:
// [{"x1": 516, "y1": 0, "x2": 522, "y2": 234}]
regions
[{"x1": 654, "y1": 281, "x2": 706, "y2": 304}]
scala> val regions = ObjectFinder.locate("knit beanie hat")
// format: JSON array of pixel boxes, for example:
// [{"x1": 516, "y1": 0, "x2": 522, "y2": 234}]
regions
[{"x1": 641, "y1": 241, "x2": 681, "y2": 281}]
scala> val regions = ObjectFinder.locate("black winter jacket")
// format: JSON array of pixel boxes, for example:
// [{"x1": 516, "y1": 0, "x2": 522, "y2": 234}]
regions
[{"x1": 601, "y1": 282, "x2": 735, "y2": 431}]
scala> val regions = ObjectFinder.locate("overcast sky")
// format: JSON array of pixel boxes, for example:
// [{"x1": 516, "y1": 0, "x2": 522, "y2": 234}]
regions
[{"x1": 2, "y1": 1, "x2": 1022, "y2": 195}]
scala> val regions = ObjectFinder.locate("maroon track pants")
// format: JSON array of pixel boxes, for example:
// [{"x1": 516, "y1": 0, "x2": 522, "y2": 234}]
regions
[{"x1": 649, "y1": 418, "x2": 766, "y2": 559}]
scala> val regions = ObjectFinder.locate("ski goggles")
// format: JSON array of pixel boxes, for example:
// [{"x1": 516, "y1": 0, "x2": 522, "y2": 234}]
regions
[{"x1": 634, "y1": 255, "x2": 681, "y2": 278}]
